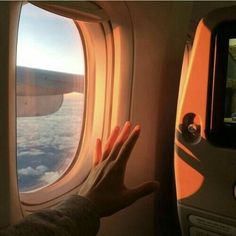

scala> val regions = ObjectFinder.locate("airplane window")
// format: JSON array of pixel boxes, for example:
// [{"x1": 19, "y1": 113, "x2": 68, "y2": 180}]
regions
[
  {"x1": 206, "y1": 21, "x2": 236, "y2": 147},
  {"x1": 16, "y1": 4, "x2": 85, "y2": 192},
  {"x1": 224, "y1": 38, "x2": 236, "y2": 123}
]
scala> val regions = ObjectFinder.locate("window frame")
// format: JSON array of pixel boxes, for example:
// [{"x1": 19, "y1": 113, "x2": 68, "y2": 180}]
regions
[{"x1": 17, "y1": 1, "x2": 134, "y2": 215}]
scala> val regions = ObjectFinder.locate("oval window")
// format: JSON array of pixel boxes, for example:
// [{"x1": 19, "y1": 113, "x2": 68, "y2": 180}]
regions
[{"x1": 16, "y1": 3, "x2": 85, "y2": 192}]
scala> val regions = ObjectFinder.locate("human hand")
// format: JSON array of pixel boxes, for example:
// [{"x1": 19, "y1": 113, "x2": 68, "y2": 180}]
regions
[{"x1": 78, "y1": 121, "x2": 159, "y2": 217}]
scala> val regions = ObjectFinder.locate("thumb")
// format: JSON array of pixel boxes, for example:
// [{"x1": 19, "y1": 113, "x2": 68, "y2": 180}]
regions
[{"x1": 126, "y1": 181, "x2": 160, "y2": 204}]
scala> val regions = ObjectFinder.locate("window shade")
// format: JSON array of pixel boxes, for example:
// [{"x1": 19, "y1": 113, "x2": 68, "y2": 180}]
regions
[{"x1": 30, "y1": 1, "x2": 109, "y2": 22}]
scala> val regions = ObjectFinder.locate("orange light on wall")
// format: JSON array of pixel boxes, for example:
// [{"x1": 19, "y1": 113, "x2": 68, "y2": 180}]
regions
[{"x1": 175, "y1": 155, "x2": 204, "y2": 200}]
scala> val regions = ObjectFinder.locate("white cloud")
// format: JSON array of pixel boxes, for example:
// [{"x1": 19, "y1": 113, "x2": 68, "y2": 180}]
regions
[
  {"x1": 18, "y1": 149, "x2": 45, "y2": 157},
  {"x1": 18, "y1": 165, "x2": 48, "y2": 176},
  {"x1": 40, "y1": 171, "x2": 60, "y2": 184}
]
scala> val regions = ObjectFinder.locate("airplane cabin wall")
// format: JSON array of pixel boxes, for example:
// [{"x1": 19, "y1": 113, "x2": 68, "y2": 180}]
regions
[
  {"x1": 0, "y1": 1, "x2": 222, "y2": 235},
  {"x1": 0, "y1": 2, "x2": 22, "y2": 227},
  {"x1": 97, "y1": 2, "x2": 192, "y2": 235}
]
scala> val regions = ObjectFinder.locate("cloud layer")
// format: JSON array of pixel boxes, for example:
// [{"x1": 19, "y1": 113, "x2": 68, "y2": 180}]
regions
[{"x1": 17, "y1": 94, "x2": 84, "y2": 192}]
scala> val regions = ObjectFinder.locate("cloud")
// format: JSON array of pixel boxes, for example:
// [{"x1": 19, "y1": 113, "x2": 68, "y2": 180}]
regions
[
  {"x1": 18, "y1": 165, "x2": 48, "y2": 176},
  {"x1": 40, "y1": 171, "x2": 60, "y2": 184},
  {"x1": 18, "y1": 149, "x2": 45, "y2": 157}
]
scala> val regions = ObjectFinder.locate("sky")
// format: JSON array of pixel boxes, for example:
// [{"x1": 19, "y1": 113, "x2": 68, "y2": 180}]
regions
[
  {"x1": 17, "y1": 3, "x2": 85, "y2": 75},
  {"x1": 230, "y1": 39, "x2": 236, "y2": 47}
]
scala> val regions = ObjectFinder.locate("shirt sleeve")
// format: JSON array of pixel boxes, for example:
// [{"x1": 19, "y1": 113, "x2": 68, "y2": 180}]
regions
[{"x1": 0, "y1": 195, "x2": 100, "y2": 236}]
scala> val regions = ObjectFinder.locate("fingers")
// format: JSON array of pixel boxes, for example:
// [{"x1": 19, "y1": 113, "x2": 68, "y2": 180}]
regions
[
  {"x1": 94, "y1": 121, "x2": 138, "y2": 166},
  {"x1": 93, "y1": 138, "x2": 102, "y2": 166},
  {"x1": 126, "y1": 181, "x2": 160, "y2": 205},
  {"x1": 116, "y1": 125, "x2": 140, "y2": 164},
  {"x1": 115, "y1": 121, "x2": 132, "y2": 145},
  {"x1": 107, "y1": 121, "x2": 132, "y2": 161},
  {"x1": 102, "y1": 126, "x2": 120, "y2": 161},
  {"x1": 117, "y1": 121, "x2": 132, "y2": 143}
]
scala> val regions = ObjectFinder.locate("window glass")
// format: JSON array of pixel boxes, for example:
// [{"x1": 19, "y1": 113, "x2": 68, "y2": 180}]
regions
[
  {"x1": 224, "y1": 39, "x2": 236, "y2": 123},
  {"x1": 17, "y1": 4, "x2": 85, "y2": 192}
]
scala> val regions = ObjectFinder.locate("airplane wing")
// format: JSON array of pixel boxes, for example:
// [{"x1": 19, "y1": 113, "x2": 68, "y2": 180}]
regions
[
  {"x1": 16, "y1": 66, "x2": 84, "y2": 117},
  {"x1": 17, "y1": 66, "x2": 84, "y2": 96}
]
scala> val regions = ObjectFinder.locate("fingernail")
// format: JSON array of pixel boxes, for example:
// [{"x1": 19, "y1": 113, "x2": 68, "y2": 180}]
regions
[
  {"x1": 134, "y1": 125, "x2": 141, "y2": 133},
  {"x1": 114, "y1": 126, "x2": 120, "y2": 132},
  {"x1": 125, "y1": 121, "x2": 131, "y2": 127},
  {"x1": 96, "y1": 138, "x2": 101, "y2": 145}
]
